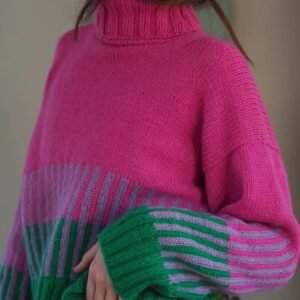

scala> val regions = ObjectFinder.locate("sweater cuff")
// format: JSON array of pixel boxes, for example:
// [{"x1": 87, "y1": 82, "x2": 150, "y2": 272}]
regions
[{"x1": 96, "y1": 205, "x2": 169, "y2": 299}]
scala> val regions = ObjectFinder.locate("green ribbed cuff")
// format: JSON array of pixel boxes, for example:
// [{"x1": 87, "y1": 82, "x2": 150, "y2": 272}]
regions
[{"x1": 96, "y1": 205, "x2": 169, "y2": 299}]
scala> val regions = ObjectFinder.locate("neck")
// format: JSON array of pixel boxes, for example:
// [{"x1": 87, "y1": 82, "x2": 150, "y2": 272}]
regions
[{"x1": 92, "y1": 0, "x2": 203, "y2": 45}]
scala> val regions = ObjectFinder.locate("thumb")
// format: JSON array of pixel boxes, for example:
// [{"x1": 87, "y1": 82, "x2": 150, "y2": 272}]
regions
[{"x1": 73, "y1": 243, "x2": 98, "y2": 272}]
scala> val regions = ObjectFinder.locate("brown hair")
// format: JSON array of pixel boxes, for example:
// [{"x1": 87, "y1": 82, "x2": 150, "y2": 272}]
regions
[{"x1": 73, "y1": 0, "x2": 253, "y2": 67}]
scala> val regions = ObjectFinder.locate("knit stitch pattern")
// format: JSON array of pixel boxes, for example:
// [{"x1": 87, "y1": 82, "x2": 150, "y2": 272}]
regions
[{"x1": 1, "y1": 0, "x2": 300, "y2": 299}]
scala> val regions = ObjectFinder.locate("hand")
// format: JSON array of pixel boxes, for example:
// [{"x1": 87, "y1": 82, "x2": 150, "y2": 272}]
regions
[{"x1": 73, "y1": 242, "x2": 122, "y2": 300}]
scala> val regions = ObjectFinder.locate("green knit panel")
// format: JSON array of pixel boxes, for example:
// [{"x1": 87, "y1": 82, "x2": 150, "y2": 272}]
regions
[{"x1": 97, "y1": 205, "x2": 170, "y2": 299}]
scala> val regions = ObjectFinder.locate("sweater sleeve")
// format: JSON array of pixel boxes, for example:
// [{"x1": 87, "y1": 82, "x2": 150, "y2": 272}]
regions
[
  {"x1": 0, "y1": 184, "x2": 32, "y2": 300},
  {"x1": 96, "y1": 41, "x2": 300, "y2": 299}
]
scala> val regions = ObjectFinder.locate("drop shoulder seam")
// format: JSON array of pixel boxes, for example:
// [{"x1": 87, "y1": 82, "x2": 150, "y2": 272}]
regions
[{"x1": 203, "y1": 140, "x2": 281, "y2": 174}]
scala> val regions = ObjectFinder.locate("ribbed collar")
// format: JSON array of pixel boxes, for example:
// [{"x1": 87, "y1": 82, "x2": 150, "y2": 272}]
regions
[{"x1": 92, "y1": 0, "x2": 203, "y2": 45}]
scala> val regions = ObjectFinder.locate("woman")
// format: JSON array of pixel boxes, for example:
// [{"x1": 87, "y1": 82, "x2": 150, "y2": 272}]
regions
[{"x1": 0, "y1": 0, "x2": 299, "y2": 299}]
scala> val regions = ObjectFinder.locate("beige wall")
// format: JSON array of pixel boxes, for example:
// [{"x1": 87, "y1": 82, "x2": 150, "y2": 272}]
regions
[
  {"x1": 0, "y1": 0, "x2": 75, "y2": 259},
  {"x1": 0, "y1": 0, "x2": 299, "y2": 299}
]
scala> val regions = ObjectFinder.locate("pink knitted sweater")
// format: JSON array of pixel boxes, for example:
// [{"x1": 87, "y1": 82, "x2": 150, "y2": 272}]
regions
[{"x1": 1, "y1": 0, "x2": 300, "y2": 299}]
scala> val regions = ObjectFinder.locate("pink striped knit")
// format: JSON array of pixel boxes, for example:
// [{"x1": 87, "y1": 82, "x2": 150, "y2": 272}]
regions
[{"x1": 1, "y1": 0, "x2": 300, "y2": 299}]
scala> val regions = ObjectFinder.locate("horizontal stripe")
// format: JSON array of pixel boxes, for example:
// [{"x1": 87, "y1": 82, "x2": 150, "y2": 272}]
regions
[
  {"x1": 165, "y1": 262, "x2": 229, "y2": 282},
  {"x1": 149, "y1": 207, "x2": 226, "y2": 225},
  {"x1": 169, "y1": 272, "x2": 293, "y2": 287},
  {"x1": 230, "y1": 250, "x2": 294, "y2": 265},
  {"x1": 168, "y1": 273, "x2": 228, "y2": 288},
  {"x1": 159, "y1": 236, "x2": 294, "y2": 265},
  {"x1": 154, "y1": 223, "x2": 228, "y2": 249},
  {"x1": 229, "y1": 254, "x2": 295, "y2": 270},
  {"x1": 230, "y1": 231, "x2": 286, "y2": 245},
  {"x1": 162, "y1": 250, "x2": 229, "y2": 272},
  {"x1": 230, "y1": 262, "x2": 297, "y2": 277},
  {"x1": 154, "y1": 221, "x2": 229, "y2": 241},
  {"x1": 230, "y1": 238, "x2": 289, "y2": 252},
  {"x1": 229, "y1": 226, "x2": 282, "y2": 240},
  {"x1": 149, "y1": 210, "x2": 227, "y2": 232},
  {"x1": 159, "y1": 237, "x2": 228, "y2": 262},
  {"x1": 231, "y1": 268, "x2": 295, "y2": 280},
  {"x1": 165, "y1": 259, "x2": 297, "y2": 279},
  {"x1": 229, "y1": 240, "x2": 291, "y2": 257}
]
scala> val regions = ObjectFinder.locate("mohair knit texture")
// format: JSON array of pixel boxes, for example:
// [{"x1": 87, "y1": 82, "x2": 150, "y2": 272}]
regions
[{"x1": 1, "y1": 0, "x2": 300, "y2": 299}]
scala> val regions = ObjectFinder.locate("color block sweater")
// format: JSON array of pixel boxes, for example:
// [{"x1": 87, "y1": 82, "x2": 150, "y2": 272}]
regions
[{"x1": 1, "y1": 0, "x2": 300, "y2": 299}]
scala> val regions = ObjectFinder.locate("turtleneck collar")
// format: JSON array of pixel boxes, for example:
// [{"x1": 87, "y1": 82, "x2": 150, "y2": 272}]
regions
[{"x1": 92, "y1": 0, "x2": 203, "y2": 45}]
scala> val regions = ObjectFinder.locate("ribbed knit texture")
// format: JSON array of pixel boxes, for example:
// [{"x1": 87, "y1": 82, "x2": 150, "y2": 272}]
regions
[{"x1": 1, "y1": 0, "x2": 300, "y2": 299}]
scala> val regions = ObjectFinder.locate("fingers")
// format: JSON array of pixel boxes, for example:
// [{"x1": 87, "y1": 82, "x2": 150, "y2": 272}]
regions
[
  {"x1": 89, "y1": 262, "x2": 119, "y2": 300},
  {"x1": 91, "y1": 285, "x2": 120, "y2": 300},
  {"x1": 73, "y1": 243, "x2": 98, "y2": 272},
  {"x1": 94, "y1": 281, "x2": 106, "y2": 300},
  {"x1": 82, "y1": 243, "x2": 121, "y2": 300},
  {"x1": 105, "y1": 287, "x2": 118, "y2": 300},
  {"x1": 86, "y1": 274, "x2": 96, "y2": 300}
]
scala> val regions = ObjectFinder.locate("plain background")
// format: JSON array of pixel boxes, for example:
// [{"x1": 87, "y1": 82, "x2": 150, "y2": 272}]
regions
[{"x1": 0, "y1": 0, "x2": 299, "y2": 299}]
